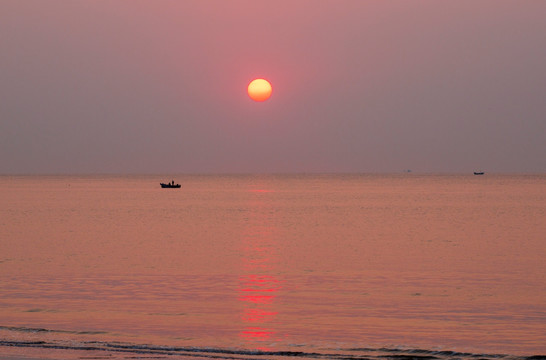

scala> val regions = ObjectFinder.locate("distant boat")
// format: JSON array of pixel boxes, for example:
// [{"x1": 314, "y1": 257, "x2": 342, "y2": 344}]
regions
[
  {"x1": 473, "y1": 172, "x2": 485, "y2": 175},
  {"x1": 160, "y1": 181, "x2": 181, "y2": 188}
]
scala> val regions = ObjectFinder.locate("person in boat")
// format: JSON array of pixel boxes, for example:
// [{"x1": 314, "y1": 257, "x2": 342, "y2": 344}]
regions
[{"x1": 172, "y1": 180, "x2": 175, "y2": 186}]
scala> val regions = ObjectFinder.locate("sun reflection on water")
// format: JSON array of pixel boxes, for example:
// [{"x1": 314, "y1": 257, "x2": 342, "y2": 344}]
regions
[{"x1": 237, "y1": 186, "x2": 282, "y2": 350}]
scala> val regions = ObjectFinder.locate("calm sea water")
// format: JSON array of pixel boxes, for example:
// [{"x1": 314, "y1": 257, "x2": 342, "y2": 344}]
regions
[{"x1": 0, "y1": 174, "x2": 544, "y2": 360}]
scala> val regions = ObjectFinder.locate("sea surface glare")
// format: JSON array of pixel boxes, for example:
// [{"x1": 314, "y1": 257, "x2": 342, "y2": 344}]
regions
[{"x1": 0, "y1": 174, "x2": 545, "y2": 360}]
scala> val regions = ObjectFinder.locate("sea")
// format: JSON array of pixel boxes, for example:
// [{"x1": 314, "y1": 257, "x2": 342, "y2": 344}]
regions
[{"x1": 0, "y1": 174, "x2": 544, "y2": 360}]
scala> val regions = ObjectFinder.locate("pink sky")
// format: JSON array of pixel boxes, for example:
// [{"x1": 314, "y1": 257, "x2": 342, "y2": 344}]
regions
[{"x1": 1, "y1": 1, "x2": 545, "y2": 173}]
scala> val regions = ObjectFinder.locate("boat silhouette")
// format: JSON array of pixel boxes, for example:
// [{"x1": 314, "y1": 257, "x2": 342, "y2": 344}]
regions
[{"x1": 160, "y1": 181, "x2": 181, "y2": 188}]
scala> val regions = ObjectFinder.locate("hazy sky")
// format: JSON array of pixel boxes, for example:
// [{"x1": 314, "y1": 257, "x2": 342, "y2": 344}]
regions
[{"x1": 1, "y1": 1, "x2": 545, "y2": 174}]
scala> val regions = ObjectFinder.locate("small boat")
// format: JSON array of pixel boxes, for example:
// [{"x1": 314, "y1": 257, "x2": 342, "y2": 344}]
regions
[
  {"x1": 160, "y1": 181, "x2": 181, "y2": 188},
  {"x1": 473, "y1": 172, "x2": 485, "y2": 175}
]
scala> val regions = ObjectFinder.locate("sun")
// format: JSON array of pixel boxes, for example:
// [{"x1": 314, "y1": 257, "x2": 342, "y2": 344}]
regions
[{"x1": 247, "y1": 79, "x2": 272, "y2": 102}]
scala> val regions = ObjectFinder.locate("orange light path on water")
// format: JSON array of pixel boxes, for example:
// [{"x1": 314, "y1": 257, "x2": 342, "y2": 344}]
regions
[{"x1": 237, "y1": 186, "x2": 282, "y2": 350}]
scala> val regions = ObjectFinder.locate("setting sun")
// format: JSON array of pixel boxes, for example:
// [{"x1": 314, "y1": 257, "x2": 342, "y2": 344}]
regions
[{"x1": 247, "y1": 79, "x2": 272, "y2": 102}]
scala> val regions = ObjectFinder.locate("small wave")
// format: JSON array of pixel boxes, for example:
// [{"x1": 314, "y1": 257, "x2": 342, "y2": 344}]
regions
[
  {"x1": 0, "y1": 329, "x2": 543, "y2": 360},
  {"x1": 0, "y1": 325, "x2": 108, "y2": 335},
  {"x1": 24, "y1": 308, "x2": 59, "y2": 313},
  {"x1": 348, "y1": 347, "x2": 495, "y2": 358},
  {"x1": 0, "y1": 326, "x2": 51, "y2": 333}
]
